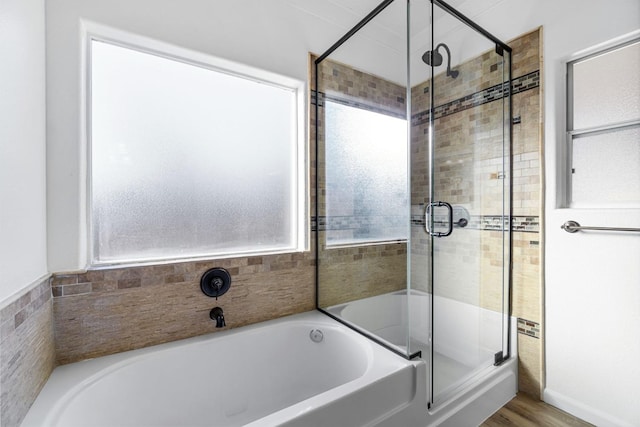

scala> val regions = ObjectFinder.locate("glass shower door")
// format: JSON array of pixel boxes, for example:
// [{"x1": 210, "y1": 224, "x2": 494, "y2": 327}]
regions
[
  {"x1": 313, "y1": 0, "x2": 512, "y2": 407},
  {"x1": 427, "y1": 0, "x2": 512, "y2": 406}
]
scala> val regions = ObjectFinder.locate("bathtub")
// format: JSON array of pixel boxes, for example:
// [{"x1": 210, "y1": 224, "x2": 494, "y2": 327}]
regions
[{"x1": 21, "y1": 311, "x2": 425, "y2": 427}]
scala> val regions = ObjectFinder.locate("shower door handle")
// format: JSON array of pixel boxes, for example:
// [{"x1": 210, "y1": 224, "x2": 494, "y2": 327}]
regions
[{"x1": 425, "y1": 201, "x2": 453, "y2": 237}]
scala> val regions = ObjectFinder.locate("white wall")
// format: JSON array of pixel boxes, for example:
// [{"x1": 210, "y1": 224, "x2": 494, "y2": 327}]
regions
[{"x1": 0, "y1": 0, "x2": 47, "y2": 304}]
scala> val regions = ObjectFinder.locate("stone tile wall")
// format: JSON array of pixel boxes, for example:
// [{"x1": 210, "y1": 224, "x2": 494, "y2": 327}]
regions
[
  {"x1": 507, "y1": 28, "x2": 544, "y2": 399},
  {"x1": 314, "y1": 28, "x2": 544, "y2": 399},
  {"x1": 314, "y1": 57, "x2": 408, "y2": 308},
  {"x1": 0, "y1": 276, "x2": 55, "y2": 427},
  {"x1": 52, "y1": 252, "x2": 315, "y2": 365},
  {"x1": 410, "y1": 28, "x2": 544, "y2": 397},
  {"x1": 317, "y1": 241, "x2": 407, "y2": 307}
]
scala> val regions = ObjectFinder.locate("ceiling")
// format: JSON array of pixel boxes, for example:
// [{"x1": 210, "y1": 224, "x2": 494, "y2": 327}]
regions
[{"x1": 288, "y1": 0, "x2": 508, "y2": 84}]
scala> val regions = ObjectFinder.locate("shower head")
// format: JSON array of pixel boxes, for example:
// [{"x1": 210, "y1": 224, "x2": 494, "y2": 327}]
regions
[
  {"x1": 421, "y1": 50, "x2": 443, "y2": 66},
  {"x1": 422, "y1": 42, "x2": 459, "y2": 79}
]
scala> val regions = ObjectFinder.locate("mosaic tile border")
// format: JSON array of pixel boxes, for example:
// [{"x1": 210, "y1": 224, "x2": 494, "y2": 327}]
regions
[
  {"x1": 510, "y1": 216, "x2": 540, "y2": 233},
  {"x1": 313, "y1": 70, "x2": 540, "y2": 125},
  {"x1": 315, "y1": 214, "x2": 539, "y2": 234},
  {"x1": 518, "y1": 317, "x2": 541, "y2": 339},
  {"x1": 412, "y1": 70, "x2": 540, "y2": 126},
  {"x1": 410, "y1": 214, "x2": 539, "y2": 233},
  {"x1": 315, "y1": 215, "x2": 406, "y2": 232}
]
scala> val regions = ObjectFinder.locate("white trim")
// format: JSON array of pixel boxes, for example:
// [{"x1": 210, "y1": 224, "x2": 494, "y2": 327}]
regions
[
  {"x1": 80, "y1": 20, "x2": 303, "y2": 90},
  {"x1": 325, "y1": 239, "x2": 407, "y2": 250},
  {"x1": 88, "y1": 247, "x2": 308, "y2": 271},
  {"x1": 544, "y1": 388, "x2": 636, "y2": 427},
  {"x1": 564, "y1": 29, "x2": 640, "y2": 64},
  {"x1": 562, "y1": 29, "x2": 640, "y2": 209},
  {"x1": 80, "y1": 21, "x2": 308, "y2": 268},
  {"x1": 79, "y1": 21, "x2": 92, "y2": 270}
]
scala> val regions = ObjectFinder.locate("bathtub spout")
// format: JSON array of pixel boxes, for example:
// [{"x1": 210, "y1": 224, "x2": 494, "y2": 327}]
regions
[{"x1": 210, "y1": 307, "x2": 226, "y2": 328}]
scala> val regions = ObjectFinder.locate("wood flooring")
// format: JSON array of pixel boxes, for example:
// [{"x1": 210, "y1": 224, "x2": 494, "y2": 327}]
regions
[{"x1": 481, "y1": 393, "x2": 594, "y2": 427}]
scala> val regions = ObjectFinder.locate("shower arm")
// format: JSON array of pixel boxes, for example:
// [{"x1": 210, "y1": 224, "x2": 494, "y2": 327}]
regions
[{"x1": 434, "y1": 43, "x2": 454, "y2": 77}]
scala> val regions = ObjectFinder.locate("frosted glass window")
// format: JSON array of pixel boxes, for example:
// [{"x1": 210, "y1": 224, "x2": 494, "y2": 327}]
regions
[
  {"x1": 90, "y1": 40, "x2": 303, "y2": 264},
  {"x1": 568, "y1": 38, "x2": 640, "y2": 207},
  {"x1": 325, "y1": 101, "x2": 408, "y2": 245},
  {"x1": 572, "y1": 126, "x2": 640, "y2": 206},
  {"x1": 572, "y1": 41, "x2": 640, "y2": 129}
]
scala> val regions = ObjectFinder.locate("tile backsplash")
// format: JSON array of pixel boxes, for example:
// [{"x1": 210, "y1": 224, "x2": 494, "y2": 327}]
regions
[{"x1": 52, "y1": 252, "x2": 315, "y2": 365}]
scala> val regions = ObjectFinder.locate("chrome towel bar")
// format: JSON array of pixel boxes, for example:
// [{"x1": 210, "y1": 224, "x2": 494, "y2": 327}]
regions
[{"x1": 561, "y1": 220, "x2": 640, "y2": 234}]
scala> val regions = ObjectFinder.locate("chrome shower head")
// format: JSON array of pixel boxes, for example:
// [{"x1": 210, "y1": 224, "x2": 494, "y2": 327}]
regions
[{"x1": 422, "y1": 42, "x2": 459, "y2": 79}]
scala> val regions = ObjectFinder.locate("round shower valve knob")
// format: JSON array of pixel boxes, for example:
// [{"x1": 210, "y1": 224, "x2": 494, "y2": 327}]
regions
[{"x1": 200, "y1": 268, "x2": 231, "y2": 299}]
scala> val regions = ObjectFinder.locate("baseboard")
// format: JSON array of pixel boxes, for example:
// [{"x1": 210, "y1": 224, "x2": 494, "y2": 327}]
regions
[{"x1": 543, "y1": 388, "x2": 635, "y2": 427}]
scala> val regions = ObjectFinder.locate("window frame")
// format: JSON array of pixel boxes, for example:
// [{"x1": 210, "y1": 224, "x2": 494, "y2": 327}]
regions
[
  {"x1": 83, "y1": 24, "x2": 308, "y2": 267},
  {"x1": 565, "y1": 36, "x2": 640, "y2": 208}
]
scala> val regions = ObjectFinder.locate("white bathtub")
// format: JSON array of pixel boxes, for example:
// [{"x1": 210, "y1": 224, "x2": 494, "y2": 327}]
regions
[{"x1": 21, "y1": 311, "x2": 424, "y2": 427}]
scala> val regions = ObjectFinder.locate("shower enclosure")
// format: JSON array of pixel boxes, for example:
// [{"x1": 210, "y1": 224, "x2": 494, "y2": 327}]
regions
[{"x1": 314, "y1": 0, "x2": 512, "y2": 408}]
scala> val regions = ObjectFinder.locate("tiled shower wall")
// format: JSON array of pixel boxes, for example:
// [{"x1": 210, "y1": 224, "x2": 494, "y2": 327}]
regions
[
  {"x1": 314, "y1": 58, "x2": 408, "y2": 308},
  {"x1": 410, "y1": 28, "x2": 543, "y2": 397},
  {"x1": 0, "y1": 276, "x2": 55, "y2": 426},
  {"x1": 315, "y1": 28, "x2": 543, "y2": 397},
  {"x1": 508, "y1": 28, "x2": 544, "y2": 398}
]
